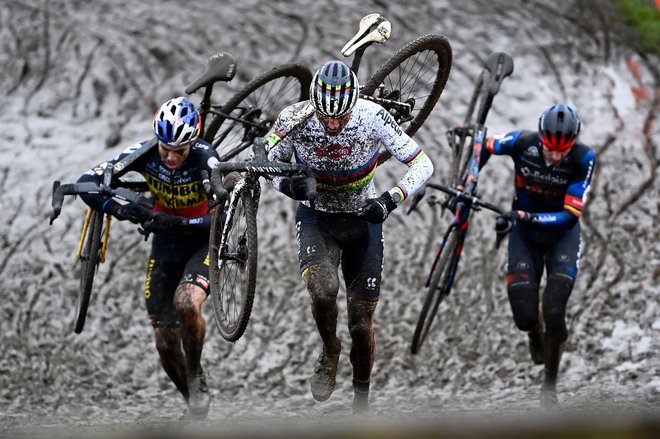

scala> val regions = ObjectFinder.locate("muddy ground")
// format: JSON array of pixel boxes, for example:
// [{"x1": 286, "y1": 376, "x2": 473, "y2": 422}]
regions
[{"x1": 0, "y1": 0, "x2": 658, "y2": 438}]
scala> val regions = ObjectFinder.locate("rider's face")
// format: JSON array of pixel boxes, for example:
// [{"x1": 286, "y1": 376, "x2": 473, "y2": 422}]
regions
[
  {"x1": 158, "y1": 140, "x2": 192, "y2": 170},
  {"x1": 316, "y1": 111, "x2": 352, "y2": 136},
  {"x1": 542, "y1": 143, "x2": 571, "y2": 166}
]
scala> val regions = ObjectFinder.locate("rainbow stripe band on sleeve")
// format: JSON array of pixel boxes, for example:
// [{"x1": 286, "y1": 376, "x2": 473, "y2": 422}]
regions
[{"x1": 401, "y1": 146, "x2": 424, "y2": 164}]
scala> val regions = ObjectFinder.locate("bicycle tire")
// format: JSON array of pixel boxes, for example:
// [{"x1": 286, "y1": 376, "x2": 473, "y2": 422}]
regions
[
  {"x1": 209, "y1": 186, "x2": 258, "y2": 342},
  {"x1": 410, "y1": 227, "x2": 462, "y2": 354},
  {"x1": 203, "y1": 63, "x2": 313, "y2": 162},
  {"x1": 361, "y1": 34, "x2": 452, "y2": 163},
  {"x1": 74, "y1": 209, "x2": 103, "y2": 334}
]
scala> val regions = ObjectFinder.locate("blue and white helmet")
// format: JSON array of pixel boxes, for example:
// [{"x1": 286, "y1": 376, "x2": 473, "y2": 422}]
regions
[
  {"x1": 310, "y1": 60, "x2": 359, "y2": 118},
  {"x1": 153, "y1": 97, "x2": 201, "y2": 147}
]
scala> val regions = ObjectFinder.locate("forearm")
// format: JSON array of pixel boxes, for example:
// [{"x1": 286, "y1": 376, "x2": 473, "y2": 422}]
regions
[{"x1": 392, "y1": 151, "x2": 433, "y2": 201}]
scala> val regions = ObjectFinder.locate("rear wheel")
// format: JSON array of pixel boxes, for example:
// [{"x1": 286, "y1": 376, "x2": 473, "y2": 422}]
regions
[
  {"x1": 209, "y1": 186, "x2": 258, "y2": 342},
  {"x1": 74, "y1": 208, "x2": 104, "y2": 334},
  {"x1": 410, "y1": 227, "x2": 462, "y2": 354},
  {"x1": 361, "y1": 34, "x2": 452, "y2": 163},
  {"x1": 203, "y1": 63, "x2": 313, "y2": 162}
]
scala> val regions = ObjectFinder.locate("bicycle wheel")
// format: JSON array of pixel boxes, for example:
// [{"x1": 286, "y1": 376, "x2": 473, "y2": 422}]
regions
[
  {"x1": 203, "y1": 63, "x2": 313, "y2": 162},
  {"x1": 410, "y1": 227, "x2": 462, "y2": 354},
  {"x1": 209, "y1": 186, "x2": 258, "y2": 342},
  {"x1": 74, "y1": 209, "x2": 104, "y2": 334},
  {"x1": 362, "y1": 34, "x2": 452, "y2": 140}
]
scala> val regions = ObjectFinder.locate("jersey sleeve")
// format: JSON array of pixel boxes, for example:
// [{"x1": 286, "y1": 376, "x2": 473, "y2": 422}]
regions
[
  {"x1": 376, "y1": 110, "x2": 433, "y2": 201},
  {"x1": 76, "y1": 142, "x2": 144, "y2": 211},
  {"x1": 266, "y1": 108, "x2": 298, "y2": 194}
]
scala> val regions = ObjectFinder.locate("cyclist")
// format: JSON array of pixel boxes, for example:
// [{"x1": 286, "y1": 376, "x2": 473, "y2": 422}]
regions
[
  {"x1": 76, "y1": 97, "x2": 220, "y2": 420},
  {"x1": 266, "y1": 60, "x2": 434, "y2": 413},
  {"x1": 479, "y1": 104, "x2": 596, "y2": 408}
]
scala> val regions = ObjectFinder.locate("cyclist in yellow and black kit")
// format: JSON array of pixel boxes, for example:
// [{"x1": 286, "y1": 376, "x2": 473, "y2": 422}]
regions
[{"x1": 77, "y1": 97, "x2": 219, "y2": 420}]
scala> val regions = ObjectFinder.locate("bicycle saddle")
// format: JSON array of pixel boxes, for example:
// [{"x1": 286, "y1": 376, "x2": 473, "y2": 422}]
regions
[
  {"x1": 185, "y1": 52, "x2": 237, "y2": 94},
  {"x1": 484, "y1": 52, "x2": 514, "y2": 95},
  {"x1": 341, "y1": 13, "x2": 391, "y2": 57}
]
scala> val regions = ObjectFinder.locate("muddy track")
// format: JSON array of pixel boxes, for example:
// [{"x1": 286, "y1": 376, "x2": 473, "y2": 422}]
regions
[{"x1": 1, "y1": 0, "x2": 659, "y2": 437}]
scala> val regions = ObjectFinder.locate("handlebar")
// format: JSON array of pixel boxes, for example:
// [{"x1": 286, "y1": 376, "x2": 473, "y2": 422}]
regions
[
  {"x1": 50, "y1": 181, "x2": 148, "y2": 225},
  {"x1": 209, "y1": 138, "x2": 318, "y2": 208},
  {"x1": 424, "y1": 183, "x2": 504, "y2": 214}
]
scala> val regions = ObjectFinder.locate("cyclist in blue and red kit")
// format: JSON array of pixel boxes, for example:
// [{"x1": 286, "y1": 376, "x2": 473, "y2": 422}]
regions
[
  {"x1": 76, "y1": 97, "x2": 219, "y2": 419},
  {"x1": 480, "y1": 104, "x2": 596, "y2": 408}
]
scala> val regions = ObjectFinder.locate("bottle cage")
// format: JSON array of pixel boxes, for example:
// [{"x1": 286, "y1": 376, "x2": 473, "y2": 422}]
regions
[{"x1": 341, "y1": 13, "x2": 391, "y2": 57}]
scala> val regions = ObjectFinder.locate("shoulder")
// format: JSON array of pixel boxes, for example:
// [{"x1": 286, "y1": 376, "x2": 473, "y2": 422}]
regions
[{"x1": 570, "y1": 143, "x2": 597, "y2": 169}]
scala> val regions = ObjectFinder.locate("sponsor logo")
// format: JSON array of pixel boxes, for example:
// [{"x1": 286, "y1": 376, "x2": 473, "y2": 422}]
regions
[
  {"x1": 93, "y1": 162, "x2": 109, "y2": 176},
  {"x1": 375, "y1": 108, "x2": 402, "y2": 135},
  {"x1": 195, "y1": 275, "x2": 210, "y2": 289},
  {"x1": 520, "y1": 167, "x2": 569, "y2": 185},
  {"x1": 366, "y1": 277, "x2": 378, "y2": 289},
  {"x1": 524, "y1": 146, "x2": 540, "y2": 157},
  {"x1": 145, "y1": 174, "x2": 205, "y2": 208},
  {"x1": 315, "y1": 144, "x2": 352, "y2": 159}
]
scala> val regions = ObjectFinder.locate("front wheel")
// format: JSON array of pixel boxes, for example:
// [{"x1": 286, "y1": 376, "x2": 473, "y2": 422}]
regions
[
  {"x1": 410, "y1": 226, "x2": 462, "y2": 355},
  {"x1": 362, "y1": 34, "x2": 452, "y2": 164},
  {"x1": 74, "y1": 208, "x2": 104, "y2": 334},
  {"x1": 203, "y1": 63, "x2": 313, "y2": 162},
  {"x1": 209, "y1": 186, "x2": 258, "y2": 342}
]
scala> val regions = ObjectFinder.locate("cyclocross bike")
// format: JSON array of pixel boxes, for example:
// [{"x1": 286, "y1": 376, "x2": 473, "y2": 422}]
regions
[
  {"x1": 408, "y1": 52, "x2": 514, "y2": 355},
  {"x1": 206, "y1": 13, "x2": 453, "y2": 342},
  {"x1": 50, "y1": 55, "x2": 313, "y2": 334}
]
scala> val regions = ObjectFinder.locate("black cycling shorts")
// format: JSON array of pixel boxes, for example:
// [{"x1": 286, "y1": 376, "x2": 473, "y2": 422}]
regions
[
  {"x1": 506, "y1": 221, "x2": 581, "y2": 286},
  {"x1": 296, "y1": 204, "x2": 383, "y2": 302},
  {"x1": 144, "y1": 232, "x2": 210, "y2": 326}
]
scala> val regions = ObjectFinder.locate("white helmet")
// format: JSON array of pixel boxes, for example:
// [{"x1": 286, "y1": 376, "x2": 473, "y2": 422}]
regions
[{"x1": 152, "y1": 97, "x2": 201, "y2": 147}]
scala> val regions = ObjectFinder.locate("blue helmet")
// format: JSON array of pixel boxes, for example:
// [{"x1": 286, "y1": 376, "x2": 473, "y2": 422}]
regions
[
  {"x1": 153, "y1": 97, "x2": 201, "y2": 146},
  {"x1": 310, "y1": 60, "x2": 359, "y2": 118},
  {"x1": 538, "y1": 104, "x2": 581, "y2": 152}
]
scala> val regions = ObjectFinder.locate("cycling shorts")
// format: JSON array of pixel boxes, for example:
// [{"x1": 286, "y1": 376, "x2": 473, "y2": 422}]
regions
[
  {"x1": 296, "y1": 204, "x2": 383, "y2": 301},
  {"x1": 507, "y1": 221, "x2": 581, "y2": 285},
  {"x1": 144, "y1": 232, "x2": 210, "y2": 326}
]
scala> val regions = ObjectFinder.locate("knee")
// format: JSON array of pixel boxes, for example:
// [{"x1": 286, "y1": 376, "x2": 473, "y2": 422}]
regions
[
  {"x1": 174, "y1": 286, "x2": 203, "y2": 316},
  {"x1": 507, "y1": 281, "x2": 539, "y2": 332},
  {"x1": 349, "y1": 319, "x2": 372, "y2": 340},
  {"x1": 304, "y1": 265, "x2": 339, "y2": 303}
]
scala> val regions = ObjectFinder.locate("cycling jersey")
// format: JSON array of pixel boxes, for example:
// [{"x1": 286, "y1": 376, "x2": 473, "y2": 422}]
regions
[
  {"x1": 78, "y1": 137, "x2": 220, "y2": 232},
  {"x1": 267, "y1": 100, "x2": 434, "y2": 213},
  {"x1": 77, "y1": 137, "x2": 219, "y2": 325},
  {"x1": 483, "y1": 130, "x2": 596, "y2": 230}
]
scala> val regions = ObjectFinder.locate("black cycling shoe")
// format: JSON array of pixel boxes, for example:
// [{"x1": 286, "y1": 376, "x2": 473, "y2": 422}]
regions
[
  {"x1": 187, "y1": 371, "x2": 211, "y2": 420},
  {"x1": 310, "y1": 348, "x2": 340, "y2": 402},
  {"x1": 528, "y1": 326, "x2": 545, "y2": 365}
]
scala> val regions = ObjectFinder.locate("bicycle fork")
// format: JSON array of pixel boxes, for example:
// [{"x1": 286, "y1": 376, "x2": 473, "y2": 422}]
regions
[{"x1": 76, "y1": 208, "x2": 111, "y2": 264}]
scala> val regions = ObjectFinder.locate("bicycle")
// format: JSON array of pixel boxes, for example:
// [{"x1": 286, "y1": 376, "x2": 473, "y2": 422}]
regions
[
  {"x1": 206, "y1": 135, "x2": 316, "y2": 342},
  {"x1": 50, "y1": 54, "x2": 312, "y2": 334},
  {"x1": 408, "y1": 52, "x2": 514, "y2": 355},
  {"x1": 205, "y1": 13, "x2": 453, "y2": 343},
  {"x1": 49, "y1": 164, "x2": 153, "y2": 334}
]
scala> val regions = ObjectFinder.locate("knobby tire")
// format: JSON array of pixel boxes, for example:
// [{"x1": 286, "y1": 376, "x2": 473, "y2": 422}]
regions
[
  {"x1": 209, "y1": 187, "x2": 258, "y2": 342},
  {"x1": 203, "y1": 63, "x2": 312, "y2": 162},
  {"x1": 410, "y1": 227, "x2": 462, "y2": 354},
  {"x1": 360, "y1": 34, "x2": 452, "y2": 164},
  {"x1": 74, "y1": 209, "x2": 103, "y2": 334}
]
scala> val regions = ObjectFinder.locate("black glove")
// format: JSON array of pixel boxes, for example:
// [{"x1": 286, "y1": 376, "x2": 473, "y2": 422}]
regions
[
  {"x1": 140, "y1": 213, "x2": 188, "y2": 233},
  {"x1": 496, "y1": 211, "x2": 519, "y2": 230},
  {"x1": 104, "y1": 201, "x2": 152, "y2": 224},
  {"x1": 357, "y1": 191, "x2": 398, "y2": 224},
  {"x1": 282, "y1": 175, "x2": 315, "y2": 200}
]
